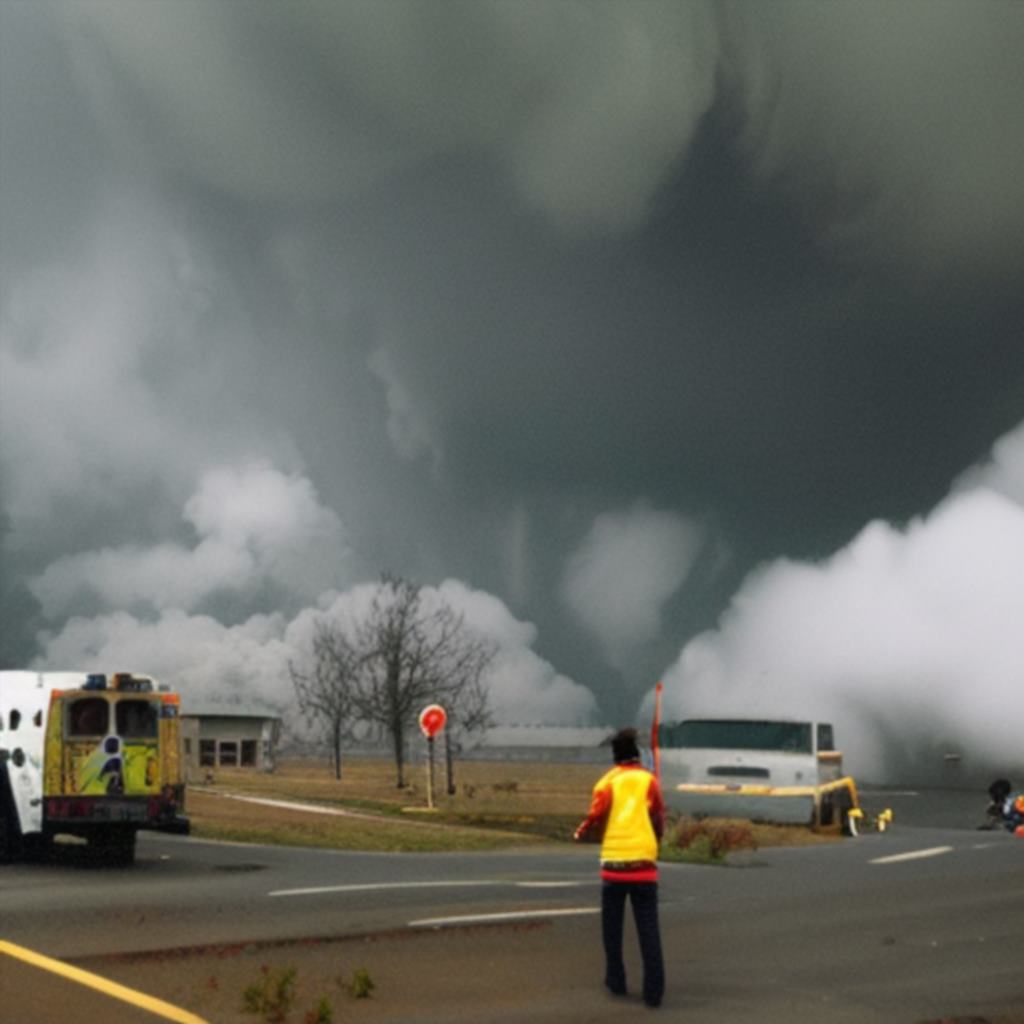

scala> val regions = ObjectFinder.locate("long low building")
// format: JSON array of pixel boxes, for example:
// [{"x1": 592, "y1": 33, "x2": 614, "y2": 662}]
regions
[{"x1": 462, "y1": 724, "x2": 612, "y2": 763}]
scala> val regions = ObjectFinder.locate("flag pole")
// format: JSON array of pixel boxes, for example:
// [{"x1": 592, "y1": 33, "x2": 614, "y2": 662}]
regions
[{"x1": 651, "y1": 681, "x2": 664, "y2": 781}]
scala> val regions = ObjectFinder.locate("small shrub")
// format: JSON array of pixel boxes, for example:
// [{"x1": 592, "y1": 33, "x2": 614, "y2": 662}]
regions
[
  {"x1": 242, "y1": 965, "x2": 297, "y2": 1023},
  {"x1": 344, "y1": 967, "x2": 375, "y2": 999},
  {"x1": 304, "y1": 997, "x2": 333, "y2": 1024},
  {"x1": 664, "y1": 817, "x2": 758, "y2": 864}
]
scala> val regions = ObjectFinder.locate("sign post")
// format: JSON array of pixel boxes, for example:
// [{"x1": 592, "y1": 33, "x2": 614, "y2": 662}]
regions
[{"x1": 418, "y1": 704, "x2": 447, "y2": 810}]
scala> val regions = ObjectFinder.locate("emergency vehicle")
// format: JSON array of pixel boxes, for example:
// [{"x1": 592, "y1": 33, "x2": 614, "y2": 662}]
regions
[{"x1": 0, "y1": 671, "x2": 188, "y2": 864}]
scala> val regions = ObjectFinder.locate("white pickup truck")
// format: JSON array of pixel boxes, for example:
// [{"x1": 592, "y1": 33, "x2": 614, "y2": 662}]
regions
[{"x1": 658, "y1": 717, "x2": 853, "y2": 827}]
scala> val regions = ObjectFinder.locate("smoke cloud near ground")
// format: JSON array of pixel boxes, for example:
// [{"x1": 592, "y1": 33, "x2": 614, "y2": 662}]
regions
[
  {"x1": 656, "y1": 425, "x2": 1024, "y2": 783},
  {"x1": 2, "y1": 2, "x2": 1022, "y2": 770}
]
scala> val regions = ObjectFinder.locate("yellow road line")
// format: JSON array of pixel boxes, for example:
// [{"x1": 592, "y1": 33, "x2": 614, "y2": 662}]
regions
[{"x1": 0, "y1": 940, "x2": 209, "y2": 1024}]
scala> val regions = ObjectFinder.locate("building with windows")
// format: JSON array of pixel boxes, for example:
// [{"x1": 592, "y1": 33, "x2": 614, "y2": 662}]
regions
[{"x1": 179, "y1": 703, "x2": 281, "y2": 780}]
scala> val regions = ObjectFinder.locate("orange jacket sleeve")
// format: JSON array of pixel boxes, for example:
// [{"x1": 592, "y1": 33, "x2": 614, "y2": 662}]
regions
[{"x1": 574, "y1": 777, "x2": 612, "y2": 841}]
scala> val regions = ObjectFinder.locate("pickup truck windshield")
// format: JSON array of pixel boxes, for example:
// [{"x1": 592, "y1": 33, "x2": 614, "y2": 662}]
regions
[{"x1": 658, "y1": 719, "x2": 813, "y2": 754}]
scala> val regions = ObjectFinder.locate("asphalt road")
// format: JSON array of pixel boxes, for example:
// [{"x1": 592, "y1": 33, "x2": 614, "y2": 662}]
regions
[{"x1": 2, "y1": 787, "x2": 1022, "y2": 1023}]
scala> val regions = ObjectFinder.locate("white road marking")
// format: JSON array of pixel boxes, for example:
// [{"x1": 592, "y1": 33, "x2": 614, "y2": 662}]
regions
[
  {"x1": 269, "y1": 880, "x2": 501, "y2": 897},
  {"x1": 269, "y1": 879, "x2": 588, "y2": 897},
  {"x1": 409, "y1": 907, "x2": 599, "y2": 928},
  {"x1": 213, "y1": 793, "x2": 365, "y2": 817},
  {"x1": 870, "y1": 845, "x2": 953, "y2": 865},
  {"x1": 515, "y1": 881, "x2": 588, "y2": 889}
]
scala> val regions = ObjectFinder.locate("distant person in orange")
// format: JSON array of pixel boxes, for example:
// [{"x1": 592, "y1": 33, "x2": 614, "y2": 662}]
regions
[{"x1": 575, "y1": 727, "x2": 666, "y2": 1007}]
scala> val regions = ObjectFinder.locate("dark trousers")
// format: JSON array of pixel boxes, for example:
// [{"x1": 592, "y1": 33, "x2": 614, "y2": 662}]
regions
[{"x1": 601, "y1": 880, "x2": 664, "y2": 1006}]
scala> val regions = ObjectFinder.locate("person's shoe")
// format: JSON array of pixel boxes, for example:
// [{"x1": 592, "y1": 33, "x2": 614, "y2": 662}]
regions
[{"x1": 605, "y1": 979, "x2": 627, "y2": 997}]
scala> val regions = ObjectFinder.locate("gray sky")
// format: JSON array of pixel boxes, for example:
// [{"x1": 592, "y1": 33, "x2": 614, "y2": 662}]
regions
[{"x1": 2, "y1": 1, "x2": 1022, "y2": 778}]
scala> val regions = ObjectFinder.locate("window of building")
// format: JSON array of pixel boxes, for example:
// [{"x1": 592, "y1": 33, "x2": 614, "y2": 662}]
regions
[
  {"x1": 67, "y1": 698, "x2": 109, "y2": 737},
  {"x1": 241, "y1": 740, "x2": 257, "y2": 767},
  {"x1": 219, "y1": 741, "x2": 238, "y2": 767},
  {"x1": 7, "y1": 709, "x2": 20, "y2": 731},
  {"x1": 183, "y1": 738, "x2": 192, "y2": 756},
  {"x1": 199, "y1": 739, "x2": 216, "y2": 767}
]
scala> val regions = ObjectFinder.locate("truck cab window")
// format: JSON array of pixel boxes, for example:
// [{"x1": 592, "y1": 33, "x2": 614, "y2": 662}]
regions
[
  {"x1": 116, "y1": 699, "x2": 158, "y2": 739},
  {"x1": 68, "y1": 698, "x2": 109, "y2": 737}
]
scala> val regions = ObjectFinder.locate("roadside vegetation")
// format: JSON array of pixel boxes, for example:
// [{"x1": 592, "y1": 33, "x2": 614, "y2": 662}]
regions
[
  {"x1": 189, "y1": 757, "x2": 840, "y2": 856},
  {"x1": 240, "y1": 963, "x2": 375, "y2": 1024}
]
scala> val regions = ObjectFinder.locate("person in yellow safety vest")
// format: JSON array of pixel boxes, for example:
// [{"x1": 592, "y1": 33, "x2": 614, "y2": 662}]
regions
[{"x1": 575, "y1": 727, "x2": 666, "y2": 1008}]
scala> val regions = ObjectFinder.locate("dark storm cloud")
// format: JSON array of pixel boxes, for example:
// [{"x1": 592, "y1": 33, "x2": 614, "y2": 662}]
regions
[{"x1": 2, "y1": 1, "x2": 1023, "y2": 753}]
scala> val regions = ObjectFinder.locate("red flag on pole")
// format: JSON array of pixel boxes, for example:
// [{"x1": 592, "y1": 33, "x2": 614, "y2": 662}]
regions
[{"x1": 651, "y1": 681, "x2": 664, "y2": 781}]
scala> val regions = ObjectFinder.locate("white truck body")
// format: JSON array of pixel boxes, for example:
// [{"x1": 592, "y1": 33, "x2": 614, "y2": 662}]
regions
[
  {"x1": 0, "y1": 671, "x2": 87, "y2": 836},
  {"x1": 659, "y1": 717, "x2": 844, "y2": 824}
]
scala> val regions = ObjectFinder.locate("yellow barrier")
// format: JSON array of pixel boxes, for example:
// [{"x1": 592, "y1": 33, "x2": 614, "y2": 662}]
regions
[{"x1": 674, "y1": 775, "x2": 864, "y2": 832}]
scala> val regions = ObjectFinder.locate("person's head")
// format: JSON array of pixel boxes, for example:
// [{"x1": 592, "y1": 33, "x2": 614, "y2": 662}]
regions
[
  {"x1": 610, "y1": 727, "x2": 640, "y2": 764},
  {"x1": 988, "y1": 778, "x2": 1012, "y2": 802}
]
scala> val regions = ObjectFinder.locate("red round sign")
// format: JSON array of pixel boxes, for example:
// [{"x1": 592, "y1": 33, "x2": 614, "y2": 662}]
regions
[{"x1": 418, "y1": 703, "x2": 447, "y2": 738}]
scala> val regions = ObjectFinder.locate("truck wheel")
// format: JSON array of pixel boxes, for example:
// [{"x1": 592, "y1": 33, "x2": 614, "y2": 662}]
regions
[
  {"x1": 0, "y1": 811, "x2": 21, "y2": 862},
  {"x1": 0, "y1": 773, "x2": 23, "y2": 863},
  {"x1": 20, "y1": 831, "x2": 50, "y2": 863}
]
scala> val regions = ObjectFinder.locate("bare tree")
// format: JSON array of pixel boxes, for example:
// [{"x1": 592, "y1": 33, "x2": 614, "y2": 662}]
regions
[
  {"x1": 353, "y1": 576, "x2": 495, "y2": 788},
  {"x1": 289, "y1": 620, "x2": 358, "y2": 779}
]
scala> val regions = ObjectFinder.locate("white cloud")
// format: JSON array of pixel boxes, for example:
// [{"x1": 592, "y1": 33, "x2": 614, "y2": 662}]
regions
[
  {"x1": 436, "y1": 578, "x2": 598, "y2": 724},
  {"x1": 36, "y1": 608, "x2": 295, "y2": 711},
  {"x1": 563, "y1": 503, "x2": 703, "y2": 671},
  {"x1": 33, "y1": 576, "x2": 598, "y2": 727},
  {"x1": 30, "y1": 462, "x2": 348, "y2": 618},
  {"x1": 953, "y1": 421, "x2": 1024, "y2": 506}
]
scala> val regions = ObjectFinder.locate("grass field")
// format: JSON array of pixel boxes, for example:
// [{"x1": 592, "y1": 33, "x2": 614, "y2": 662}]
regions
[{"x1": 187, "y1": 756, "x2": 840, "y2": 855}]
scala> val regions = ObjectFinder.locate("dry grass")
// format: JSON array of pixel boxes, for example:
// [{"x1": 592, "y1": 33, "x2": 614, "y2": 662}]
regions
[
  {"x1": 200, "y1": 756, "x2": 598, "y2": 813},
  {"x1": 185, "y1": 756, "x2": 841, "y2": 855},
  {"x1": 186, "y1": 790, "x2": 548, "y2": 853}
]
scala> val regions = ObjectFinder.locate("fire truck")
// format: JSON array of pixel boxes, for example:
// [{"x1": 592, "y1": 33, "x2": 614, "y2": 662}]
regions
[{"x1": 0, "y1": 671, "x2": 189, "y2": 865}]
